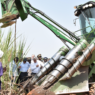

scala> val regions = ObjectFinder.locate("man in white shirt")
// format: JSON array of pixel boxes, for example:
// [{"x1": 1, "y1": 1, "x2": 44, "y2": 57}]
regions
[
  {"x1": 27, "y1": 57, "x2": 32, "y2": 76},
  {"x1": 37, "y1": 54, "x2": 43, "y2": 62},
  {"x1": 19, "y1": 58, "x2": 30, "y2": 83},
  {"x1": 31, "y1": 54, "x2": 35, "y2": 60},
  {"x1": 30, "y1": 57, "x2": 43, "y2": 77}
]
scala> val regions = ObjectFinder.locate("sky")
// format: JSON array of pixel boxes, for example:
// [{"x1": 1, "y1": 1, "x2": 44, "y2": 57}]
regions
[{"x1": 0, "y1": 0, "x2": 89, "y2": 58}]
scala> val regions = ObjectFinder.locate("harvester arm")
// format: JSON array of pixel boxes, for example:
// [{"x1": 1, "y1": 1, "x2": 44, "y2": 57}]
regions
[
  {"x1": 0, "y1": 0, "x2": 80, "y2": 46},
  {"x1": 18, "y1": 0, "x2": 78, "y2": 46},
  {"x1": 26, "y1": 1, "x2": 79, "y2": 43},
  {"x1": 28, "y1": 11, "x2": 76, "y2": 46}
]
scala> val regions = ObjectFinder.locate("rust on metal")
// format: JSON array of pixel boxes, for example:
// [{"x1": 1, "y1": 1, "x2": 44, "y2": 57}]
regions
[
  {"x1": 1, "y1": 21, "x2": 16, "y2": 28},
  {"x1": 0, "y1": 14, "x2": 19, "y2": 23},
  {"x1": 27, "y1": 86, "x2": 55, "y2": 95}
]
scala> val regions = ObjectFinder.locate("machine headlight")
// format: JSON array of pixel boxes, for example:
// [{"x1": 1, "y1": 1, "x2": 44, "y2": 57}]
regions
[
  {"x1": 85, "y1": 4, "x2": 89, "y2": 8},
  {"x1": 83, "y1": 6, "x2": 86, "y2": 9},
  {"x1": 89, "y1": 4, "x2": 93, "y2": 7}
]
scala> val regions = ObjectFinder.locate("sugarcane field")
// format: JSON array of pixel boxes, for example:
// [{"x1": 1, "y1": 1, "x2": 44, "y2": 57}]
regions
[{"x1": 1, "y1": 0, "x2": 95, "y2": 95}]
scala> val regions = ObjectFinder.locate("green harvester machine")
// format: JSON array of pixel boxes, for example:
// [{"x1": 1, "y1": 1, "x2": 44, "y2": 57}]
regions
[{"x1": 1, "y1": 0, "x2": 95, "y2": 95}]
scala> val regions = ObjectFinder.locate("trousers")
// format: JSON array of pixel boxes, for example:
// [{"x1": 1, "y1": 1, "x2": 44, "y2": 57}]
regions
[{"x1": 19, "y1": 72, "x2": 28, "y2": 83}]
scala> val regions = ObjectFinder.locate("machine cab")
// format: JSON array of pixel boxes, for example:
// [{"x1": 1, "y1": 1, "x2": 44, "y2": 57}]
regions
[{"x1": 74, "y1": 1, "x2": 95, "y2": 43}]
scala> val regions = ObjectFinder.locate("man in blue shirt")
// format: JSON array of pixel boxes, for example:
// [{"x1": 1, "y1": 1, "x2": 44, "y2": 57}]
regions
[{"x1": 19, "y1": 58, "x2": 30, "y2": 83}]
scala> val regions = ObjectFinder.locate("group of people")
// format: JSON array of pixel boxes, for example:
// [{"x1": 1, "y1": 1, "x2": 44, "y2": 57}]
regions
[{"x1": 9, "y1": 54, "x2": 49, "y2": 86}]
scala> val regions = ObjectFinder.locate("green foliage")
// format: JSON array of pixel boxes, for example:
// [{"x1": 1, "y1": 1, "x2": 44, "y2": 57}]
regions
[{"x1": 0, "y1": 29, "x2": 30, "y2": 94}]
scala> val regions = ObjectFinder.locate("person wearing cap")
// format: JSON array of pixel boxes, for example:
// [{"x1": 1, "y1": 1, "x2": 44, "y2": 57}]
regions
[
  {"x1": 0, "y1": 50, "x2": 6, "y2": 90},
  {"x1": 27, "y1": 57, "x2": 31, "y2": 64},
  {"x1": 43, "y1": 57, "x2": 48, "y2": 65},
  {"x1": 37, "y1": 54, "x2": 43, "y2": 62},
  {"x1": 19, "y1": 58, "x2": 30, "y2": 83},
  {"x1": 30, "y1": 57, "x2": 44, "y2": 76}
]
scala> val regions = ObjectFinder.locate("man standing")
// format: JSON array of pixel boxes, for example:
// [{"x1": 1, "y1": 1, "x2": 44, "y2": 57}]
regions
[
  {"x1": 31, "y1": 54, "x2": 35, "y2": 60},
  {"x1": 0, "y1": 50, "x2": 6, "y2": 90},
  {"x1": 27, "y1": 57, "x2": 32, "y2": 76},
  {"x1": 9, "y1": 57, "x2": 19, "y2": 86},
  {"x1": 0, "y1": 62, "x2": 3, "y2": 90},
  {"x1": 43, "y1": 57, "x2": 48, "y2": 65},
  {"x1": 30, "y1": 57, "x2": 43, "y2": 77},
  {"x1": 31, "y1": 54, "x2": 35, "y2": 63},
  {"x1": 19, "y1": 58, "x2": 30, "y2": 83},
  {"x1": 37, "y1": 54, "x2": 43, "y2": 62}
]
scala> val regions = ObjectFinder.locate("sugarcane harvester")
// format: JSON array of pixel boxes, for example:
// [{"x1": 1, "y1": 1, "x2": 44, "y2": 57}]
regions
[{"x1": 1, "y1": 0, "x2": 95, "y2": 94}]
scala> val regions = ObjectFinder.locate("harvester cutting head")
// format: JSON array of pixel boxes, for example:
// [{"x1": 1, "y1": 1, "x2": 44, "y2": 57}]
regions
[{"x1": 74, "y1": 1, "x2": 95, "y2": 43}]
